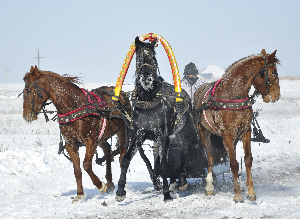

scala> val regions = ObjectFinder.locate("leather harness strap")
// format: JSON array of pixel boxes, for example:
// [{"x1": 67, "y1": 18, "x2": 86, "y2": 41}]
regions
[{"x1": 57, "y1": 89, "x2": 107, "y2": 140}]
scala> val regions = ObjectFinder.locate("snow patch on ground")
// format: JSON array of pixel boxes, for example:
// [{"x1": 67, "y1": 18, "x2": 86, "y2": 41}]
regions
[{"x1": 1, "y1": 81, "x2": 300, "y2": 218}]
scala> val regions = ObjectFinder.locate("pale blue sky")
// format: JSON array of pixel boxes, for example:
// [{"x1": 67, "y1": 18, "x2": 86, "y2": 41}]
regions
[{"x1": 1, "y1": 0, "x2": 299, "y2": 84}]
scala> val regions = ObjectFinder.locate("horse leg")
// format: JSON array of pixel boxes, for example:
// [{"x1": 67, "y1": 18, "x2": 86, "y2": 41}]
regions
[
  {"x1": 178, "y1": 150, "x2": 188, "y2": 191},
  {"x1": 115, "y1": 137, "x2": 139, "y2": 202},
  {"x1": 99, "y1": 141, "x2": 114, "y2": 193},
  {"x1": 199, "y1": 130, "x2": 215, "y2": 195},
  {"x1": 168, "y1": 145, "x2": 177, "y2": 193},
  {"x1": 65, "y1": 143, "x2": 85, "y2": 203},
  {"x1": 242, "y1": 130, "x2": 256, "y2": 201},
  {"x1": 83, "y1": 139, "x2": 107, "y2": 194},
  {"x1": 160, "y1": 137, "x2": 172, "y2": 202},
  {"x1": 117, "y1": 124, "x2": 127, "y2": 165},
  {"x1": 138, "y1": 146, "x2": 162, "y2": 191},
  {"x1": 223, "y1": 135, "x2": 243, "y2": 202},
  {"x1": 153, "y1": 143, "x2": 163, "y2": 191}
]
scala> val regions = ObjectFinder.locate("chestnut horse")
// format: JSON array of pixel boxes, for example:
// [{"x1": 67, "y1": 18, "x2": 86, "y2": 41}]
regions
[
  {"x1": 194, "y1": 50, "x2": 280, "y2": 202},
  {"x1": 22, "y1": 66, "x2": 130, "y2": 203}
]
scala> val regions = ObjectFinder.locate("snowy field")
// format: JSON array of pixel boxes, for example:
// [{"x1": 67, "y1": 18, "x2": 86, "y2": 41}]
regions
[{"x1": 0, "y1": 80, "x2": 300, "y2": 219}]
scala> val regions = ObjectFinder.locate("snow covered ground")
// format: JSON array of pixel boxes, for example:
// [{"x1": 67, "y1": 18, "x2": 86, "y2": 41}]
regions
[{"x1": 1, "y1": 80, "x2": 300, "y2": 219}]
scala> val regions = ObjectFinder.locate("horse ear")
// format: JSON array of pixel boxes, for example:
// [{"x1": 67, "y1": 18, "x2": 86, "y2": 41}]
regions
[
  {"x1": 268, "y1": 50, "x2": 277, "y2": 62},
  {"x1": 261, "y1": 49, "x2": 267, "y2": 56},
  {"x1": 30, "y1": 66, "x2": 35, "y2": 73},
  {"x1": 135, "y1": 36, "x2": 142, "y2": 51},
  {"x1": 31, "y1": 65, "x2": 40, "y2": 78}
]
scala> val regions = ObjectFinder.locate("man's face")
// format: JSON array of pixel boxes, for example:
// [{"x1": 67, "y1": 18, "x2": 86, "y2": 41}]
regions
[{"x1": 187, "y1": 74, "x2": 196, "y2": 78}]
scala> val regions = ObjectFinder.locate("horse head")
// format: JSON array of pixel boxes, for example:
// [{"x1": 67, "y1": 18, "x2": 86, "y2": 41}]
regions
[
  {"x1": 23, "y1": 66, "x2": 49, "y2": 122},
  {"x1": 134, "y1": 36, "x2": 160, "y2": 101},
  {"x1": 252, "y1": 49, "x2": 281, "y2": 103}
]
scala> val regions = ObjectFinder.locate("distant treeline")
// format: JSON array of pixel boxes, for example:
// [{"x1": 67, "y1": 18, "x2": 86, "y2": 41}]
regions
[{"x1": 279, "y1": 76, "x2": 300, "y2": 80}]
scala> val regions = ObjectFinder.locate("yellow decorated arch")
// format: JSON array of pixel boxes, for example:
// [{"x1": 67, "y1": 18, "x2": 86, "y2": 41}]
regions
[{"x1": 112, "y1": 33, "x2": 182, "y2": 102}]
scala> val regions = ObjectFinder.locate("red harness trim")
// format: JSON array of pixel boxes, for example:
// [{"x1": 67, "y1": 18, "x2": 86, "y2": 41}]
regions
[
  {"x1": 209, "y1": 79, "x2": 252, "y2": 110},
  {"x1": 57, "y1": 89, "x2": 107, "y2": 140},
  {"x1": 57, "y1": 106, "x2": 100, "y2": 123}
]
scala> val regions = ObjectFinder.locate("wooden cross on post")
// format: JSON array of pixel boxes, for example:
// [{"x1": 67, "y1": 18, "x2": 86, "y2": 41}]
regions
[
  {"x1": 33, "y1": 50, "x2": 43, "y2": 69},
  {"x1": 4, "y1": 67, "x2": 10, "y2": 85}
]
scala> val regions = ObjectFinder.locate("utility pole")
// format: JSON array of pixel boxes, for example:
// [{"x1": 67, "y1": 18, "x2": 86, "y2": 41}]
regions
[
  {"x1": 33, "y1": 49, "x2": 43, "y2": 69},
  {"x1": 4, "y1": 67, "x2": 10, "y2": 85}
]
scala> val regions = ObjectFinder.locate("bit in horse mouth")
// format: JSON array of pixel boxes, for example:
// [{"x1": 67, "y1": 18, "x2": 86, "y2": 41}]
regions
[{"x1": 23, "y1": 116, "x2": 30, "y2": 122}]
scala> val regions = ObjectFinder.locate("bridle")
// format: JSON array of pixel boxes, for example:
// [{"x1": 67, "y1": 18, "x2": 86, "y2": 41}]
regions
[
  {"x1": 252, "y1": 55, "x2": 278, "y2": 96},
  {"x1": 21, "y1": 79, "x2": 50, "y2": 121},
  {"x1": 135, "y1": 45, "x2": 158, "y2": 76}
]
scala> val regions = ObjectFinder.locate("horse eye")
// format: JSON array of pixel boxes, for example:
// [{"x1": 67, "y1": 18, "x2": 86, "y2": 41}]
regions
[
  {"x1": 272, "y1": 69, "x2": 278, "y2": 77},
  {"x1": 26, "y1": 89, "x2": 31, "y2": 94},
  {"x1": 37, "y1": 90, "x2": 43, "y2": 98}
]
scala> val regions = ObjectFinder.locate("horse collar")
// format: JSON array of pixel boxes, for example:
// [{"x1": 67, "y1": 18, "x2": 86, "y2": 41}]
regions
[{"x1": 132, "y1": 94, "x2": 162, "y2": 109}]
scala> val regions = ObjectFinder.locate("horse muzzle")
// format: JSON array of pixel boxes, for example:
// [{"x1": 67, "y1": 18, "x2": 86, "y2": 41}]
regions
[
  {"x1": 262, "y1": 93, "x2": 280, "y2": 103},
  {"x1": 23, "y1": 112, "x2": 37, "y2": 123}
]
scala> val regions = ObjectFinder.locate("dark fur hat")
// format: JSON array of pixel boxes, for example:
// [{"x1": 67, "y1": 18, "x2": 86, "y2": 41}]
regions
[{"x1": 183, "y1": 62, "x2": 199, "y2": 75}]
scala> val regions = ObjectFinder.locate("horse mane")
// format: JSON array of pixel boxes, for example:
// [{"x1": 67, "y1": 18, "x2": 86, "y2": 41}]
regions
[
  {"x1": 61, "y1": 74, "x2": 82, "y2": 85},
  {"x1": 224, "y1": 54, "x2": 259, "y2": 78},
  {"x1": 224, "y1": 52, "x2": 280, "y2": 79},
  {"x1": 24, "y1": 69, "x2": 81, "y2": 86}
]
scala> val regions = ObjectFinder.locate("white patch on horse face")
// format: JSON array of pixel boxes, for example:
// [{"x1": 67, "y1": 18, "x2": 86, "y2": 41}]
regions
[{"x1": 140, "y1": 75, "x2": 154, "y2": 91}]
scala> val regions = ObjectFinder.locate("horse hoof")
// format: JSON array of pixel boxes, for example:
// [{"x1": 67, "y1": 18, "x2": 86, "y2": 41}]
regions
[
  {"x1": 233, "y1": 194, "x2": 244, "y2": 203},
  {"x1": 179, "y1": 183, "x2": 188, "y2": 191},
  {"x1": 246, "y1": 193, "x2": 256, "y2": 201},
  {"x1": 154, "y1": 184, "x2": 163, "y2": 191},
  {"x1": 106, "y1": 185, "x2": 115, "y2": 194},
  {"x1": 206, "y1": 191, "x2": 215, "y2": 196},
  {"x1": 164, "y1": 191, "x2": 173, "y2": 202},
  {"x1": 98, "y1": 183, "x2": 107, "y2": 194},
  {"x1": 106, "y1": 183, "x2": 115, "y2": 193},
  {"x1": 169, "y1": 182, "x2": 177, "y2": 194},
  {"x1": 153, "y1": 178, "x2": 162, "y2": 191},
  {"x1": 72, "y1": 195, "x2": 85, "y2": 203},
  {"x1": 163, "y1": 193, "x2": 173, "y2": 202},
  {"x1": 164, "y1": 197, "x2": 173, "y2": 203},
  {"x1": 115, "y1": 195, "x2": 126, "y2": 202}
]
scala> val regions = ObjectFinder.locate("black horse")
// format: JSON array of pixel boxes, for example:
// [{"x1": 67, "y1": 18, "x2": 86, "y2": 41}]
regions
[{"x1": 116, "y1": 37, "x2": 207, "y2": 202}]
